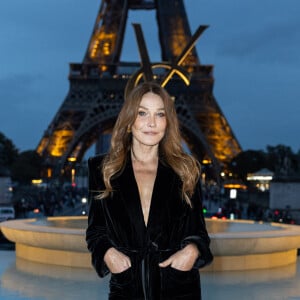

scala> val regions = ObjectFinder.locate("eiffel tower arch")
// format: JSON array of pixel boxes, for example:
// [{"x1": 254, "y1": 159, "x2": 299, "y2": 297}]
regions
[{"x1": 37, "y1": 0, "x2": 241, "y2": 180}]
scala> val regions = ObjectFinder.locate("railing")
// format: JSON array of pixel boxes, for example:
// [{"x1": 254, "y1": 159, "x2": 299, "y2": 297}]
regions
[{"x1": 69, "y1": 62, "x2": 214, "y2": 80}]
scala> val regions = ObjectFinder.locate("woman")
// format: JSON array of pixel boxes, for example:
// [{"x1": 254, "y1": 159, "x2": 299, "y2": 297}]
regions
[{"x1": 86, "y1": 82, "x2": 213, "y2": 299}]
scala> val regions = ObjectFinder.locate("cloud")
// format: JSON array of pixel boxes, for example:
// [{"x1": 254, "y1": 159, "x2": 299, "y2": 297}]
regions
[
  {"x1": 0, "y1": 74, "x2": 58, "y2": 151},
  {"x1": 216, "y1": 18, "x2": 300, "y2": 65},
  {"x1": 0, "y1": 74, "x2": 43, "y2": 110}
]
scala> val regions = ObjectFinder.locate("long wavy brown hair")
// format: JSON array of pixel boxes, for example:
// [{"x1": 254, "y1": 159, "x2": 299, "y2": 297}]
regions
[{"x1": 99, "y1": 81, "x2": 200, "y2": 206}]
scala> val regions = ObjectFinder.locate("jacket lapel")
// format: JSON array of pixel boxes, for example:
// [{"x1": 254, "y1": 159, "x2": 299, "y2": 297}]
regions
[
  {"x1": 146, "y1": 161, "x2": 176, "y2": 233},
  {"x1": 115, "y1": 157, "x2": 147, "y2": 234}
]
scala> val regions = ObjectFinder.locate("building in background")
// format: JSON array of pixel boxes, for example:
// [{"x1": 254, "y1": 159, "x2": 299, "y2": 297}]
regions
[{"x1": 247, "y1": 168, "x2": 274, "y2": 192}]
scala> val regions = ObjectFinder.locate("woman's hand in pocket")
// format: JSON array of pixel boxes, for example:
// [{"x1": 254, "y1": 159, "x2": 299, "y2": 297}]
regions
[
  {"x1": 104, "y1": 247, "x2": 131, "y2": 273},
  {"x1": 159, "y1": 244, "x2": 199, "y2": 271}
]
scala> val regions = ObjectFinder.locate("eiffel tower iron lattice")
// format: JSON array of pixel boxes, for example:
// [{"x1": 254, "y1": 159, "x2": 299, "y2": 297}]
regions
[{"x1": 37, "y1": 0, "x2": 241, "y2": 179}]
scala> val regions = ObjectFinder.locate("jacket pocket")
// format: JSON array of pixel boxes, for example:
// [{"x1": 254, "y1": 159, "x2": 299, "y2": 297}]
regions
[
  {"x1": 110, "y1": 267, "x2": 133, "y2": 288},
  {"x1": 160, "y1": 266, "x2": 200, "y2": 298}
]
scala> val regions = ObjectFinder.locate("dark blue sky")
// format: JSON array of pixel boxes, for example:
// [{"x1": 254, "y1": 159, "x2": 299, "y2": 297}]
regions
[{"x1": 1, "y1": 0, "x2": 300, "y2": 154}]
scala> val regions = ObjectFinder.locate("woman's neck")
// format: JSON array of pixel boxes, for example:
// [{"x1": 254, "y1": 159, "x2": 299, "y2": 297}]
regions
[{"x1": 131, "y1": 146, "x2": 158, "y2": 165}]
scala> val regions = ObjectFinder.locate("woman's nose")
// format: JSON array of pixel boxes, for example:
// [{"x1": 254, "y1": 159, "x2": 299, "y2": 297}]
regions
[{"x1": 147, "y1": 115, "x2": 156, "y2": 127}]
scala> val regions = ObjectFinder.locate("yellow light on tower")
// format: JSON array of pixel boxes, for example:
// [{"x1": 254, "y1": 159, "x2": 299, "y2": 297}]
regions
[
  {"x1": 47, "y1": 168, "x2": 52, "y2": 178},
  {"x1": 202, "y1": 159, "x2": 211, "y2": 165},
  {"x1": 71, "y1": 168, "x2": 76, "y2": 187},
  {"x1": 32, "y1": 179, "x2": 43, "y2": 185},
  {"x1": 68, "y1": 157, "x2": 77, "y2": 162}
]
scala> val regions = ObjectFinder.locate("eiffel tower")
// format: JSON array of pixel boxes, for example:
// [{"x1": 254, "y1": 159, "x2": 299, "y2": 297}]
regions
[{"x1": 37, "y1": 0, "x2": 241, "y2": 179}]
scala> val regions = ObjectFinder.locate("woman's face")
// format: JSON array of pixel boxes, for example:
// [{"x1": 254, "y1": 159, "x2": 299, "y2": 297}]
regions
[{"x1": 131, "y1": 92, "x2": 167, "y2": 148}]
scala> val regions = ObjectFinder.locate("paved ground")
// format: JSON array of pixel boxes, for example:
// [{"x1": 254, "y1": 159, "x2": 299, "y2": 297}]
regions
[{"x1": 1, "y1": 248, "x2": 300, "y2": 300}]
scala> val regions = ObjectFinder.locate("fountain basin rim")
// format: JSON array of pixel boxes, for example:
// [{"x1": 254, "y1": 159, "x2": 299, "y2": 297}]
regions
[
  {"x1": 206, "y1": 218, "x2": 300, "y2": 238},
  {"x1": 0, "y1": 216, "x2": 86, "y2": 235},
  {"x1": 2, "y1": 217, "x2": 300, "y2": 239},
  {"x1": 2, "y1": 217, "x2": 300, "y2": 270}
]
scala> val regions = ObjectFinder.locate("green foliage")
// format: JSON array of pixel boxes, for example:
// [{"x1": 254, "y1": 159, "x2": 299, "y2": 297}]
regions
[
  {"x1": 229, "y1": 144, "x2": 300, "y2": 180},
  {"x1": 11, "y1": 150, "x2": 43, "y2": 184},
  {"x1": 266, "y1": 145, "x2": 299, "y2": 177},
  {"x1": 229, "y1": 150, "x2": 268, "y2": 180},
  {"x1": 0, "y1": 132, "x2": 43, "y2": 183},
  {"x1": 0, "y1": 131, "x2": 19, "y2": 169}
]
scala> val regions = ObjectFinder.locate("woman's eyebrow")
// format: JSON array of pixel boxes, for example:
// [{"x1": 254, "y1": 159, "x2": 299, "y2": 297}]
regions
[{"x1": 138, "y1": 105, "x2": 165, "y2": 111}]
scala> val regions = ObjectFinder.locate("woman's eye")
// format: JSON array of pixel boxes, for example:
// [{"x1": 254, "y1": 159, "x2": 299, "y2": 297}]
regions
[
  {"x1": 138, "y1": 111, "x2": 147, "y2": 116},
  {"x1": 157, "y1": 112, "x2": 165, "y2": 117}
]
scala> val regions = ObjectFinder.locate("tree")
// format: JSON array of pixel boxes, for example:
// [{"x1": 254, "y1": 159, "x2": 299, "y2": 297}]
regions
[
  {"x1": 0, "y1": 132, "x2": 19, "y2": 169},
  {"x1": 11, "y1": 150, "x2": 43, "y2": 184},
  {"x1": 266, "y1": 144, "x2": 298, "y2": 178},
  {"x1": 228, "y1": 145, "x2": 300, "y2": 181},
  {"x1": 229, "y1": 150, "x2": 268, "y2": 180}
]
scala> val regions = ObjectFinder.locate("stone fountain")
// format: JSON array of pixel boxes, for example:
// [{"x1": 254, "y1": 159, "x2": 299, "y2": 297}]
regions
[{"x1": 1, "y1": 216, "x2": 300, "y2": 271}]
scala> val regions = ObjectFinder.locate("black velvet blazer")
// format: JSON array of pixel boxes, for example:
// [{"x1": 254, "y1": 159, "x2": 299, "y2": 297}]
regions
[{"x1": 86, "y1": 154, "x2": 213, "y2": 300}]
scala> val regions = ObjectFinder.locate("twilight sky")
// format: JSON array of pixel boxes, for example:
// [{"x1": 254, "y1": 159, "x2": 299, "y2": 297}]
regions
[{"x1": 0, "y1": 0, "x2": 300, "y2": 154}]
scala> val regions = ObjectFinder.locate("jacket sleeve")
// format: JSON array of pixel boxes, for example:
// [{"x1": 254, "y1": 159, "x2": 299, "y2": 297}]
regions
[
  {"x1": 85, "y1": 156, "x2": 113, "y2": 277},
  {"x1": 180, "y1": 181, "x2": 213, "y2": 269}
]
